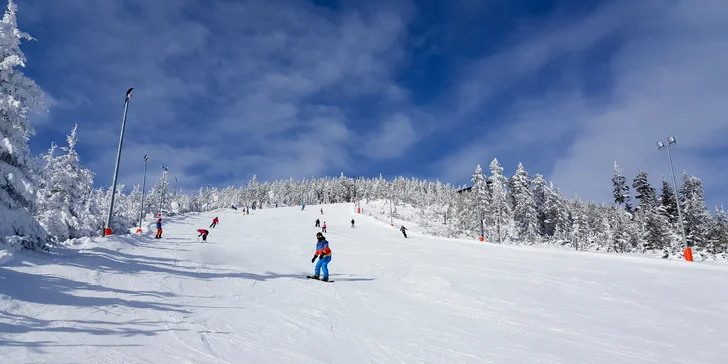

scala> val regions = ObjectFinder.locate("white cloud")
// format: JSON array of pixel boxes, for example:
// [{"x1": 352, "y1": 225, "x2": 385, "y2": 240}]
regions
[
  {"x1": 434, "y1": 0, "x2": 728, "y2": 207},
  {"x1": 361, "y1": 113, "x2": 419, "y2": 160},
  {"x1": 21, "y1": 0, "x2": 419, "y2": 190}
]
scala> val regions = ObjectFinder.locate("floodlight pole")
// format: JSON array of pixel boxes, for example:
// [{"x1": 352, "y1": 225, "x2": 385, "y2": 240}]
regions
[
  {"x1": 480, "y1": 210, "x2": 485, "y2": 242},
  {"x1": 390, "y1": 183, "x2": 394, "y2": 226},
  {"x1": 137, "y1": 155, "x2": 148, "y2": 233},
  {"x1": 104, "y1": 88, "x2": 134, "y2": 236},
  {"x1": 484, "y1": 180, "x2": 494, "y2": 242},
  {"x1": 657, "y1": 136, "x2": 690, "y2": 261}
]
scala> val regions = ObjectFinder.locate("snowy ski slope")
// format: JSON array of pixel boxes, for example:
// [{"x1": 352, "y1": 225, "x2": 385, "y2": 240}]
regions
[{"x1": 1, "y1": 203, "x2": 727, "y2": 363}]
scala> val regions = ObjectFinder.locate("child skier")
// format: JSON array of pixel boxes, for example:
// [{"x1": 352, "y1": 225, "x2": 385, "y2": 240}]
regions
[
  {"x1": 310, "y1": 232, "x2": 332, "y2": 281},
  {"x1": 400, "y1": 225, "x2": 408, "y2": 238},
  {"x1": 197, "y1": 228, "x2": 209, "y2": 242},
  {"x1": 210, "y1": 217, "x2": 219, "y2": 228},
  {"x1": 315, "y1": 218, "x2": 320, "y2": 227},
  {"x1": 155, "y1": 218, "x2": 163, "y2": 239},
  {"x1": 322, "y1": 222, "x2": 327, "y2": 233}
]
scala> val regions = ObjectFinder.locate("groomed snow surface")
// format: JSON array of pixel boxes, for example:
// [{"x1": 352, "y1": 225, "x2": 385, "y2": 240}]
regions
[{"x1": 2, "y1": 203, "x2": 727, "y2": 364}]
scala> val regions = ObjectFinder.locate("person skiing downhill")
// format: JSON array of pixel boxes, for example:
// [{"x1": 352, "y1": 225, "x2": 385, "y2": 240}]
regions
[
  {"x1": 210, "y1": 217, "x2": 219, "y2": 228},
  {"x1": 322, "y1": 222, "x2": 327, "y2": 233},
  {"x1": 310, "y1": 232, "x2": 332, "y2": 281},
  {"x1": 197, "y1": 228, "x2": 209, "y2": 242},
  {"x1": 155, "y1": 218, "x2": 163, "y2": 239},
  {"x1": 315, "y1": 218, "x2": 320, "y2": 227},
  {"x1": 351, "y1": 219, "x2": 355, "y2": 228},
  {"x1": 400, "y1": 225, "x2": 408, "y2": 238}
]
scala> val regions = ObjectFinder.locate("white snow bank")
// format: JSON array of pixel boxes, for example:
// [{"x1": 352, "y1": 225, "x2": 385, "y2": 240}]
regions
[
  {"x1": 0, "y1": 247, "x2": 13, "y2": 265},
  {"x1": 357, "y1": 199, "x2": 728, "y2": 263}
]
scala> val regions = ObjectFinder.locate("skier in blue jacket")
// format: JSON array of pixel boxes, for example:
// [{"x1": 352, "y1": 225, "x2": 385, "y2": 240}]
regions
[{"x1": 310, "y1": 232, "x2": 332, "y2": 281}]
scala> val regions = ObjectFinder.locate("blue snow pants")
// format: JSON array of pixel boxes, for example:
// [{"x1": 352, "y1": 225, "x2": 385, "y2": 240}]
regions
[{"x1": 315, "y1": 256, "x2": 332, "y2": 278}]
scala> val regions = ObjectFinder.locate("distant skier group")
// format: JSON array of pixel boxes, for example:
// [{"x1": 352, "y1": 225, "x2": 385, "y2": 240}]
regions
[
  {"x1": 196, "y1": 216, "x2": 218, "y2": 242},
  {"x1": 314, "y1": 218, "x2": 327, "y2": 232},
  {"x1": 152, "y1": 204, "x2": 408, "y2": 283}
]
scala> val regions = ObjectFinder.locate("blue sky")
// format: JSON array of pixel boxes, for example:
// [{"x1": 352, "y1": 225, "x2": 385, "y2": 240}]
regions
[{"x1": 14, "y1": 0, "x2": 728, "y2": 208}]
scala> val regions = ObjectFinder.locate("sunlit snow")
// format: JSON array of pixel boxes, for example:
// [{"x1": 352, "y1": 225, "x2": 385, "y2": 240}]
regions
[{"x1": 2, "y1": 203, "x2": 726, "y2": 363}]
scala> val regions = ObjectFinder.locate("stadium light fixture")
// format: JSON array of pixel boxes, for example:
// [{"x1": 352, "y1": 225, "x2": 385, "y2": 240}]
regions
[
  {"x1": 656, "y1": 135, "x2": 690, "y2": 261},
  {"x1": 136, "y1": 155, "x2": 148, "y2": 234}
]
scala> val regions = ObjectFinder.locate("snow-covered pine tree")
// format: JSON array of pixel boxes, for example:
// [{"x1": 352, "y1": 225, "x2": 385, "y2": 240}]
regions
[
  {"x1": 632, "y1": 170, "x2": 657, "y2": 211},
  {"x1": 248, "y1": 174, "x2": 260, "y2": 206},
  {"x1": 118, "y1": 184, "x2": 141, "y2": 224},
  {"x1": 36, "y1": 125, "x2": 96, "y2": 241},
  {"x1": 484, "y1": 158, "x2": 512, "y2": 243},
  {"x1": 88, "y1": 186, "x2": 132, "y2": 234},
  {"x1": 565, "y1": 196, "x2": 589, "y2": 250},
  {"x1": 706, "y1": 206, "x2": 728, "y2": 254},
  {"x1": 510, "y1": 163, "x2": 538, "y2": 243},
  {"x1": 679, "y1": 173, "x2": 712, "y2": 249},
  {"x1": 542, "y1": 182, "x2": 570, "y2": 242},
  {"x1": 631, "y1": 170, "x2": 671, "y2": 252},
  {"x1": 196, "y1": 186, "x2": 211, "y2": 211},
  {"x1": 583, "y1": 202, "x2": 611, "y2": 251},
  {"x1": 612, "y1": 161, "x2": 631, "y2": 211},
  {"x1": 531, "y1": 174, "x2": 548, "y2": 237},
  {"x1": 0, "y1": 0, "x2": 50, "y2": 250},
  {"x1": 659, "y1": 178, "x2": 679, "y2": 225},
  {"x1": 641, "y1": 210, "x2": 672, "y2": 253},
  {"x1": 469, "y1": 164, "x2": 488, "y2": 238},
  {"x1": 157, "y1": 169, "x2": 170, "y2": 215},
  {"x1": 606, "y1": 205, "x2": 631, "y2": 252}
]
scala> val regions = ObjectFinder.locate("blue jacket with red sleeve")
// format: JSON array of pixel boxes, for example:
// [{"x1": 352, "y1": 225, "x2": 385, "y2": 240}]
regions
[{"x1": 315, "y1": 239, "x2": 332, "y2": 257}]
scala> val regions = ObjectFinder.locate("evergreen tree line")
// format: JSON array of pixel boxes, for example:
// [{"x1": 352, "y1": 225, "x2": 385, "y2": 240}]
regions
[
  {"x1": 1, "y1": 0, "x2": 726, "y2": 258},
  {"x1": 450, "y1": 160, "x2": 727, "y2": 258}
]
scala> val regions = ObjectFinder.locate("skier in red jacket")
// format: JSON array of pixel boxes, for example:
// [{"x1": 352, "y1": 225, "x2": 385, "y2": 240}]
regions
[
  {"x1": 197, "y1": 228, "x2": 209, "y2": 242},
  {"x1": 210, "y1": 217, "x2": 219, "y2": 228}
]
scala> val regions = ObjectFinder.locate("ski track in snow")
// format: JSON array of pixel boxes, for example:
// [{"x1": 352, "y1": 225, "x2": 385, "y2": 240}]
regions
[{"x1": 1, "y1": 203, "x2": 728, "y2": 363}]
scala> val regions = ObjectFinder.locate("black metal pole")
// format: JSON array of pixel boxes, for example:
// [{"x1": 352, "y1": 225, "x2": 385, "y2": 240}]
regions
[
  {"x1": 138, "y1": 155, "x2": 148, "y2": 230},
  {"x1": 104, "y1": 88, "x2": 134, "y2": 236}
]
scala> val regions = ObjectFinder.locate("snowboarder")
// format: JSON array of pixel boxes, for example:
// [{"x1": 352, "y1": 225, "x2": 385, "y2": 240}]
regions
[
  {"x1": 315, "y1": 218, "x2": 320, "y2": 227},
  {"x1": 351, "y1": 219, "x2": 355, "y2": 228},
  {"x1": 210, "y1": 216, "x2": 219, "y2": 228},
  {"x1": 322, "y1": 222, "x2": 327, "y2": 233},
  {"x1": 155, "y1": 218, "x2": 163, "y2": 239},
  {"x1": 197, "y1": 228, "x2": 209, "y2": 242},
  {"x1": 400, "y1": 225, "x2": 408, "y2": 238},
  {"x1": 310, "y1": 232, "x2": 332, "y2": 281}
]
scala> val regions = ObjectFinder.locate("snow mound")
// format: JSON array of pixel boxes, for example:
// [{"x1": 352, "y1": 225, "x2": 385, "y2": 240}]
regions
[{"x1": 0, "y1": 247, "x2": 14, "y2": 266}]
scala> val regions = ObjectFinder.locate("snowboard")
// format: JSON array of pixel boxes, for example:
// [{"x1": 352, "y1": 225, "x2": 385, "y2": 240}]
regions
[{"x1": 307, "y1": 276, "x2": 334, "y2": 282}]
